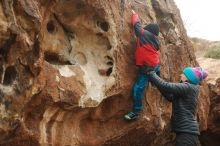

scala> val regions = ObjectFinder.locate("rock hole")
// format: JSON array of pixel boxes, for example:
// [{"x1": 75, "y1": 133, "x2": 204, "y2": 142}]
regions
[
  {"x1": 105, "y1": 55, "x2": 113, "y2": 61},
  {"x1": 44, "y1": 52, "x2": 59, "y2": 63},
  {"x1": 98, "y1": 69, "x2": 106, "y2": 76},
  {"x1": 3, "y1": 66, "x2": 17, "y2": 85},
  {"x1": 74, "y1": 52, "x2": 87, "y2": 65},
  {"x1": 98, "y1": 66, "x2": 113, "y2": 76},
  {"x1": 106, "y1": 67, "x2": 113, "y2": 76},
  {"x1": 96, "y1": 33, "x2": 103, "y2": 37},
  {"x1": 47, "y1": 20, "x2": 56, "y2": 33},
  {"x1": 95, "y1": 33, "x2": 112, "y2": 50},
  {"x1": 107, "y1": 61, "x2": 113, "y2": 66},
  {"x1": 44, "y1": 52, "x2": 72, "y2": 65},
  {"x1": 97, "y1": 21, "x2": 109, "y2": 32},
  {"x1": 107, "y1": 44, "x2": 112, "y2": 50}
]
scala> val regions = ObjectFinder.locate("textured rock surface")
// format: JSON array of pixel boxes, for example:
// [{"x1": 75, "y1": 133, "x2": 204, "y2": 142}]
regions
[
  {"x1": 200, "y1": 78, "x2": 220, "y2": 146},
  {"x1": 192, "y1": 38, "x2": 220, "y2": 146},
  {"x1": 0, "y1": 0, "x2": 210, "y2": 146}
]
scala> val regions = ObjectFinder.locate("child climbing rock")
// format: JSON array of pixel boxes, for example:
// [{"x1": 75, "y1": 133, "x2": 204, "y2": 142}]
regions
[{"x1": 124, "y1": 10, "x2": 161, "y2": 120}]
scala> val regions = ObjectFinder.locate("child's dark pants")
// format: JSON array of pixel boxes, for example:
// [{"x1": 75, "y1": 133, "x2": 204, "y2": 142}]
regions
[{"x1": 132, "y1": 65, "x2": 160, "y2": 113}]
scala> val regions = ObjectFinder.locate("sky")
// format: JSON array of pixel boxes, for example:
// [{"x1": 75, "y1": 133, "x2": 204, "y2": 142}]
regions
[{"x1": 174, "y1": 0, "x2": 220, "y2": 41}]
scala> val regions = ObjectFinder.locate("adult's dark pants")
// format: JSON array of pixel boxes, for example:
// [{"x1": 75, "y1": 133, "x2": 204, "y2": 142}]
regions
[{"x1": 175, "y1": 133, "x2": 199, "y2": 146}]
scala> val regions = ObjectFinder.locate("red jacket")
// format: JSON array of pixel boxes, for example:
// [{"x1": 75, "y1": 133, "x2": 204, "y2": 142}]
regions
[{"x1": 132, "y1": 13, "x2": 160, "y2": 66}]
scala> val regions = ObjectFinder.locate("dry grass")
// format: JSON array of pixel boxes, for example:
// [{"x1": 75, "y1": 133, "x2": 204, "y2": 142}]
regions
[
  {"x1": 192, "y1": 38, "x2": 220, "y2": 84},
  {"x1": 204, "y1": 42, "x2": 220, "y2": 59}
]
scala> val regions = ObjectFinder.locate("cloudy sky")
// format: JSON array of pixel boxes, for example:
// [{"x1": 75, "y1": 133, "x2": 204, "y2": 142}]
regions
[{"x1": 174, "y1": 0, "x2": 220, "y2": 41}]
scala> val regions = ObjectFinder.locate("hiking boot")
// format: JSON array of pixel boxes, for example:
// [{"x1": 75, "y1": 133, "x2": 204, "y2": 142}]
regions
[{"x1": 124, "y1": 112, "x2": 138, "y2": 121}]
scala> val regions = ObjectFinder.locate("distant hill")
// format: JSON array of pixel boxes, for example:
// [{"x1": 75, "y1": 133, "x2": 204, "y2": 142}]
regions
[{"x1": 191, "y1": 37, "x2": 220, "y2": 59}]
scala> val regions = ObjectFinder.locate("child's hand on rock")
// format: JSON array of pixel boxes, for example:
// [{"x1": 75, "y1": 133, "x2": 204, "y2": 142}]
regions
[{"x1": 131, "y1": 9, "x2": 136, "y2": 14}]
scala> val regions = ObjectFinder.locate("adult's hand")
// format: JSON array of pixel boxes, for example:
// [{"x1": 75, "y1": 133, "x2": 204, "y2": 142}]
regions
[{"x1": 143, "y1": 65, "x2": 155, "y2": 75}]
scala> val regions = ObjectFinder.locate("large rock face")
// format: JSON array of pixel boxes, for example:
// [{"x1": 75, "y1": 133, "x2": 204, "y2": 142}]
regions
[
  {"x1": 200, "y1": 78, "x2": 220, "y2": 146},
  {"x1": 192, "y1": 38, "x2": 220, "y2": 146},
  {"x1": 0, "y1": 0, "x2": 210, "y2": 146}
]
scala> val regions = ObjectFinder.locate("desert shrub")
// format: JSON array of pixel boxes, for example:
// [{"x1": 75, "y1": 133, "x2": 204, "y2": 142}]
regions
[{"x1": 204, "y1": 43, "x2": 220, "y2": 59}]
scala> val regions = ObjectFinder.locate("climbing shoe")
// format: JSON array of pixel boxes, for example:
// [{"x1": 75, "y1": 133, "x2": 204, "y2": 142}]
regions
[{"x1": 124, "y1": 112, "x2": 138, "y2": 121}]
